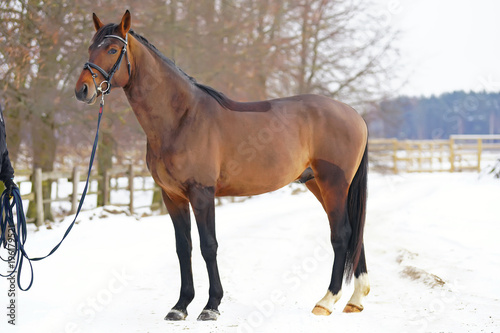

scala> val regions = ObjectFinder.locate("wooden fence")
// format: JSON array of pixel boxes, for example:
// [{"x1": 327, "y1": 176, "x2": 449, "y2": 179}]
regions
[
  {"x1": 15, "y1": 165, "x2": 166, "y2": 226},
  {"x1": 368, "y1": 135, "x2": 500, "y2": 173},
  {"x1": 13, "y1": 135, "x2": 500, "y2": 225}
]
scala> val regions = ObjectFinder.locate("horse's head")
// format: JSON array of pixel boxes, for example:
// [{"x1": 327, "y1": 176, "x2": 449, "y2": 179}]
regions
[{"x1": 75, "y1": 10, "x2": 132, "y2": 104}]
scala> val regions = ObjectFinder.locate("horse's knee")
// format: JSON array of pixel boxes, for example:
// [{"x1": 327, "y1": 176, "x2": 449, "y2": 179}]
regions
[
  {"x1": 200, "y1": 240, "x2": 218, "y2": 262},
  {"x1": 175, "y1": 234, "x2": 192, "y2": 256}
]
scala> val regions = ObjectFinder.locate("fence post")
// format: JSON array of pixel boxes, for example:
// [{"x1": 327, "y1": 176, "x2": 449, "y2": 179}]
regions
[
  {"x1": 449, "y1": 137, "x2": 455, "y2": 172},
  {"x1": 429, "y1": 142, "x2": 434, "y2": 171},
  {"x1": 392, "y1": 138, "x2": 398, "y2": 174},
  {"x1": 71, "y1": 167, "x2": 80, "y2": 214},
  {"x1": 418, "y1": 142, "x2": 423, "y2": 172},
  {"x1": 128, "y1": 164, "x2": 134, "y2": 215},
  {"x1": 477, "y1": 138, "x2": 483, "y2": 172},
  {"x1": 103, "y1": 170, "x2": 110, "y2": 206},
  {"x1": 34, "y1": 168, "x2": 44, "y2": 227},
  {"x1": 160, "y1": 200, "x2": 168, "y2": 214}
]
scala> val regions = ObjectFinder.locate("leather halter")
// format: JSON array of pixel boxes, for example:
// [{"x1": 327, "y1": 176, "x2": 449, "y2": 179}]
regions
[{"x1": 83, "y1": 34, "x2": 131, "y2": 95}]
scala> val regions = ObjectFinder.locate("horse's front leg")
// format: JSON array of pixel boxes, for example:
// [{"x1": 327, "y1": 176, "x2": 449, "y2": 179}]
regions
[
  {"x1": 162, "y1": 191, "x2": 194, "y2": 321},
  {"x1": 188, "y1": 184, "x2": 223, "y2": 321}
]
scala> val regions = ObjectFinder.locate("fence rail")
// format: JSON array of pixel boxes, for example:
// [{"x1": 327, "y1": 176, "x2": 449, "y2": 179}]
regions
[
  {"x1": 15, "y1": 165, "x2": 165, "y2": 226},
  {"x1": 12, "y1": 135, "x2": 500, "y2": 226},
  {"x1": 368, "y1": 135, "x2": 500, "y2": 173}
]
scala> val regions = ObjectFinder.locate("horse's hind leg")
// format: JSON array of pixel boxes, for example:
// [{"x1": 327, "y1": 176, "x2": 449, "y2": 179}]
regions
[
  {"x1": 343, "y1": 243, "x2": 370, "y2": 313},
  {"x1": 308, "y1": 161, "x2": 351, "y2": 316},
  {"x1": 305, "y1": 178, "x2": 324, "y2": 210}
]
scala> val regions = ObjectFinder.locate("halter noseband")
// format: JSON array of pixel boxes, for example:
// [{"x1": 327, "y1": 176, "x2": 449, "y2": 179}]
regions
[{"x1": 83, "y1": 34, "x2": 131, "y2": 95}]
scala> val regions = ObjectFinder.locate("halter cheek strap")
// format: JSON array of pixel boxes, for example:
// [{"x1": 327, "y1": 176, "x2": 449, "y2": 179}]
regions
[{"x1": 83, "y1": 34, "x2": 131, "y2": 95}]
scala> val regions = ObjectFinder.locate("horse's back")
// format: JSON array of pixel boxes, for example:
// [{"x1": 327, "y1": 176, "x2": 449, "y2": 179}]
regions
[{"x1": 213, "y1": 94, "x2": 367, "y2": 196}]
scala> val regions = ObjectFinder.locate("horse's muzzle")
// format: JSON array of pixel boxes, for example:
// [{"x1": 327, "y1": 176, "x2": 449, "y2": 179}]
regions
[{"x1": 75, "y1": 83, "x2": 97, "y2": 105}]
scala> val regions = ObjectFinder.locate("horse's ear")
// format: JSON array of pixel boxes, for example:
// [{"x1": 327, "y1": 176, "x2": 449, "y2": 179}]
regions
[
  {"x1": 93, "y1": 13, "x2": 104, "y2": 31},
  {"x1": 119, "y1": 10, "x2": 131, "y2": 35}
]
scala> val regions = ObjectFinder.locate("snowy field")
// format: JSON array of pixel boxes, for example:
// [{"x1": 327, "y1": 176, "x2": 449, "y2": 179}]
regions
[{"x1": 1, "y1": 171, "x2": 500, "y2": 333}]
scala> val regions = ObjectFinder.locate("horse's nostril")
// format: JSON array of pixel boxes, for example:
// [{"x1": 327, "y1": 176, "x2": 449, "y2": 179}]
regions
[
  {"x1": 75, "y1": 83, "x2": 90, "y2": 101},
  {"x1": 82, "y1": 83, "x2": 88, "y2": 97}
]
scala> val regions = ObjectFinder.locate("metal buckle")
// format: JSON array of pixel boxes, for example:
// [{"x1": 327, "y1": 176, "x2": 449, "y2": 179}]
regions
[{"x1": 98, "y1": 80, "x2": 110, "y2": 94}]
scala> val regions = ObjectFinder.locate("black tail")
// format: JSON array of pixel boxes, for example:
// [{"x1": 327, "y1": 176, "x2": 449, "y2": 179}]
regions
[{"x1": 344, "y1": 143, "x2": 368, "y2": 282}]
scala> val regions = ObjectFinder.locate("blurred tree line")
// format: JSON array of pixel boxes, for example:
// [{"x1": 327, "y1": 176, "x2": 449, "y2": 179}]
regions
[
  {"x1": 1, "y1": 0, "x2": 399, "y2": 221},
  {"x1": 369, "y1": 91, "x2": 500, "y2": 139}
]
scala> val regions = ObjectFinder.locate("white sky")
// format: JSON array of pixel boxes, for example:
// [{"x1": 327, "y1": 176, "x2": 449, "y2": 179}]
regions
[{"x1": 376, "y1": 0, "x2": 500, "y2": 96}]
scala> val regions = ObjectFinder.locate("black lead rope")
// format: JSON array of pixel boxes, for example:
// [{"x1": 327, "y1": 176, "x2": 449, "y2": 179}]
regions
[{"x1": 0, "y1": 101, "x2": 104, "y2": 291}]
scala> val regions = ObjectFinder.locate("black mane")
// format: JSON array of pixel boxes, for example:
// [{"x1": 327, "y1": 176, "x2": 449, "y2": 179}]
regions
[
  {"x1": 128, "y1": 30, "x2": 198, "y2": 83},
  {"x1": 94, "y1": 25, "x2": 270, "y2": 112}
]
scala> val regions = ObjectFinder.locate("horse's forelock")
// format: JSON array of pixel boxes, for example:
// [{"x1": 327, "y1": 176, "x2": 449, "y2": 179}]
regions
[{"x1": 90, "y1": 23, "x2": 118, "y2": 49}]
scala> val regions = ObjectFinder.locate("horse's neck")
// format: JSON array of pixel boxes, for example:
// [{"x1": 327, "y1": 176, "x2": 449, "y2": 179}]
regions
[{"x1": 124, "y1": 41, "x2": 196, "y2": 149}]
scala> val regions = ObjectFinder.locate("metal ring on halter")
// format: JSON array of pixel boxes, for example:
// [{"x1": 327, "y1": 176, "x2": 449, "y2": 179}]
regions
[{"x1": 98, "y1": 80, "x2": 110, "y2": 94}]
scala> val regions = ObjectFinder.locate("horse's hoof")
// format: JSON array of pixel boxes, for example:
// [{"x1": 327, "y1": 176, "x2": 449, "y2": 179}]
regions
[
  {"x1": 165, "y1": 309, "x2": 187, "y2": 321},
  {"x1": 197, "y1": 309, "x2": 220, "y2": 321},
  {"x1": 311, "y1": 305, "x2": 332, "y2": 316},
  {"x1": 343, "y1": 303, "x2": 364, "y2": 313}
]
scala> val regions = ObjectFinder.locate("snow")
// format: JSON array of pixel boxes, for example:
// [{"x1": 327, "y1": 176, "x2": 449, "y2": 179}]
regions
[{"x1": 1, "y1": 172, "x2": 500, "y2": 333}]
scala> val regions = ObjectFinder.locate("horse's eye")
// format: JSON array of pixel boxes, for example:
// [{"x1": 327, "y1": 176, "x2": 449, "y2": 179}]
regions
[{"x1": 108, "y1": 49, "x2": 118, "y2": 55}]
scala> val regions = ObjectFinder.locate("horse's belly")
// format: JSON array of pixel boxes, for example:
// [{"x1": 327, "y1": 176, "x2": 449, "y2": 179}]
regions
[
  {"x1": 215, "y1": 180, "x2": 286, "y2": 197},
  {"x1": 215, "y1": 155, "x2": 308, "y2": 197}
]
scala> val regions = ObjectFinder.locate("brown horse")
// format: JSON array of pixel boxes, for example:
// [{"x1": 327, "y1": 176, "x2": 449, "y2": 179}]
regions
[{"x1": 75, "y1": 10, "x2": 370, "y2": 321}]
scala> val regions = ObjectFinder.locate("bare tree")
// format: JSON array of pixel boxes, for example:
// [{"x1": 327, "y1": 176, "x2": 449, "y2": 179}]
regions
[
  {"x1": 265, "y1": 0, "x2": 399, "y2": 108},
  {"x1": 1, "y1": 0, "x2": 400, "y2": 221},
  {"x1": 0, "y1": 0, "x2": 92, "y2": 222}
]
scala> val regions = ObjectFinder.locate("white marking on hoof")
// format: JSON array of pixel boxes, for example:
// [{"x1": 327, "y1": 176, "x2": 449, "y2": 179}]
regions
[
  {"x1": 312, "y1": 304, "x2": 332, "y2": 316},
  {"x1": 343, "y1": 303, "x2": 364, "y2": 313},
  {"x1": 312, "y1": 290, "x2": 342, "y2": 315},
  {"x1": 345, "y1": 273, "x2": 370, "y2": 311}
]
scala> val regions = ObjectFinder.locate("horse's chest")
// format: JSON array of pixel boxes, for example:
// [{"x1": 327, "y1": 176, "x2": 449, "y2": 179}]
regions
[{"x1": 146, "y1": 149, "x2": 189, "y2": 197}]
